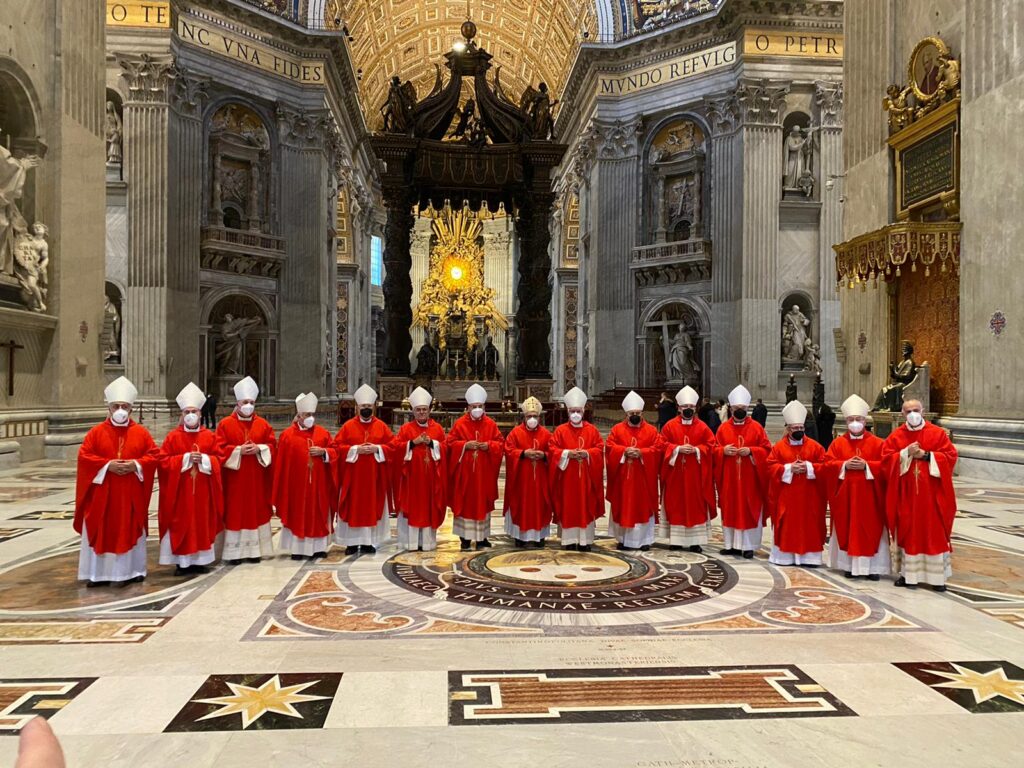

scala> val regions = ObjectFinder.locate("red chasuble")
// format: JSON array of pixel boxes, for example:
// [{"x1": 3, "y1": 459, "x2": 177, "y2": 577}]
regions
[
  {"x1": 824, "y1": 433, "x2": 887, "y2": 556},
  {"x1": 75, "y1": 420, "x2": 158, "y2": 555},
  {"x1": 503, "y1": 424, "x2": 553, "y2": 534},
  {"x1": 216, "y1": 413, "x2": 276, "y2": 534},
  {"x1": 660, "y1": 418, "x2": 718, "y2": 528},
  {"x1": 273, "y1": 424, "x2": 337, "y2": 540},
  {"x1": 335, "y1": 417, "x2": 395, "y2": 529},
  {"x1": 157, "y1": 427, "x2": 224, "y2": 555},
  {"x1": 548, "y1": 422, "x2": 605, "y2": 529},
  {"x1": 445, "y1": 414, "x2": 504, "y2": 522},
  {"x1": 882, "y1": 423, "x2": 958, "y2": 556},
  {"x1": 393, "y1": 419, "x2": 448, "y2": 529},
  {"x1": 767, "y1": 437, "x2": 827, "y2": 554},
  {"x1": 606, "y1": 421, "x2": 663, "y2": 528},
  {"x1": 713, "y1": 419, "x2": 772, "y2": 530}
]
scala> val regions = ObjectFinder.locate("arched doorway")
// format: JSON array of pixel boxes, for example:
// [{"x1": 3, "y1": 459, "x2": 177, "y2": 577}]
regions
[{"x1": 201, "y1": 292, "x2": 277, "y2": 398}]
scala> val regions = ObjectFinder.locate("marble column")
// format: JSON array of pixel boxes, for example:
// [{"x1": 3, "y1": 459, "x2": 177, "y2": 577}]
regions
[
  {"x1": 381, "y1": 187, "x2": 415, "y2": 375},
  {"x1": 276, "y1": 106, "x2": 333, "y2": 396},
  {"x1": 166, "y1": 67, "x2": 209, "y2": 394},
  {"x1": 815, "y1": 81, "x2": 843, "y2": 403},
  {"x1": 588, "y1": 117, "x2": 642, "y2": 392},
  {"x1": 118, "y1": 53, "x2": 174, "y2": 400}
]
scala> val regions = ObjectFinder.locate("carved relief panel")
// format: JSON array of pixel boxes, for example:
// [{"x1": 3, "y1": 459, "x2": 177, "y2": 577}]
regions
[
  {"x1": 208, "y1": 103, "x2": 272, "y2": 233},
  {"x1": 646, "y1": 118, "x2": 706, "y2": 244}
]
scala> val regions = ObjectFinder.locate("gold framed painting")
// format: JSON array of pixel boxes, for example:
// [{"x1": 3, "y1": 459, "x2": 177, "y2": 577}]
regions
[{"x1": 908, "y1": 37, "x2": 950, "y2": 104}]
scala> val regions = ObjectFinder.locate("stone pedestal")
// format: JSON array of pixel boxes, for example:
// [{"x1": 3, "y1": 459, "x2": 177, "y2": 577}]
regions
[
  {"x1": 776, "y1": 370, "x2": 817, "y2": 404},
  {"x1": 515, "y1": 378, "x2": 555, "y2": 404}
]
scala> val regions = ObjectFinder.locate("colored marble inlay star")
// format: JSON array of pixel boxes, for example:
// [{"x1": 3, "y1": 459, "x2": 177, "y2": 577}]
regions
[
  {"x1": 194, "y1": 675, "x2": 329, "y2": 728},
  {"x1": 165, "y1": 674, "x2": 343, "y2": 732},
  {"x1": 894, "y1": 661, "x2": 1024, "y2": 713}
]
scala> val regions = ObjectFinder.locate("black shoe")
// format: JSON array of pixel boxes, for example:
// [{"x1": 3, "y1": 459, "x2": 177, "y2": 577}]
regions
[
  {"x1": 616, "y1": 543, "x2": 627, "y2": 551},
  {"x1": 689, "y1": 545, "x2": 703, "y2": 554},
  {"x1": 742, "y1": 550, "x2": 754, "y2": 559},
  {"x1": 360, "y1": 545, "x2": 376, "y2": 554},
  {"x1": 803, "y1": 563, "x2": 819, "y2": 569},
  {"x1": 562, "y1": 543, "x2": 578, "y2": 551},
  {"x1": 933, "y1": 584, "x2": 947, "y2": 593},
  {"x1": 719, "y1": 548, "x2": 736, "y2": 556},
  {"x1": 86, "y1": 580, "x2": 110, "y2": 588},
  {"x1": 191, "y1": 565, "x2": 210, "y2": 574},
  {"x1": 175, "y1": 565, "x2": 188, "y2": 576},
  {"x1": 844, "y1": 571, "x2": 854, "y2": 579},
  {"x1": 246, "y1": 557, "x2": 261, "y2": 564},
  {"x1": 478, "y1": 539, "x2": 492, "y2": 549},
  {"x1": 460, "y1": 538, "x2": 471, "y2": 551},
  {"x1": 579, "y1": 545, "x2": 592, "y2": 552},
  {"x1": 313, "y1": 551, "x2": 327, "y2": 558},
  {"x1": 640, "y1": 545, "x2": 651, "y2": 552},
  {"x1": 669, "y1": 545, "x2": 683, "y2": 551},
  {"x1": 224, "y1": 559, "x2": 241, "y2": 566},
  {"x1": 344, "y1": 546, "x2": 359, "y2": 556},
  {"x1": 894, "y1": 576, "x2": 907, "y2": 587},
  {"x1": 291, "y1": 554, "x2": 304, "y2": 561},
  {"x1": 533, "y1": 540, "x2": 545, "y2": 548},
  {"x1": 417, "y1": 546, "x2": 423, "y2": 552},
  {"x1": 514, "y1": 539, "x2": 524, "y2": 548},
  {"x1": 867, "y1": 574, "x2": 880, "y2": 581}
]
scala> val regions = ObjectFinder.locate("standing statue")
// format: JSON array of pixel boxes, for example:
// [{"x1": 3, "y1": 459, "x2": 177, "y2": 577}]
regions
[
  {"x1": 783, "y1": 125, "x2": 815, "y2": 190},
  {"x1": 103, "y1": 295, "x2": 122, "y2": 363},
  {"x1": 802, "y1": 339, "x2": 822, "y2": 376},
  {"x1": 668, "y1": 325, "x2": 699, "y2": 382},
  {"x1": 782, "y1": 304, "x2": 811, "y2": 361},
  {"x1": 451, "y1": 99, "x2": 476, "y2": 139},
  {"x1": 812, "y1": 374, "x2": 825, "y2": 415},
  {"x1": 104, "y1": 101, "x2": 123, "y2": 165},
  {"x1": 873, "y1": 340, "x2": 918, "y2": 412},
  {"x1": 380, "y1": 76, "x2": 417, "y2": 133},
  {"x1": 13, "y1": 222, "x2": 49, "y2": 312},
  {"x1": 0, "y1": 145, "x2": 41, "y2": 276},
  {"x1": 520, "y1": 82, "x2": 558, "y2": 140},
  {"x1": 214, "y1": 313, "x2": 262, "y2": 375},
  {"x1": 415, "y1": 338, "x2": 438, "y2": 377},
  {"x1": 785, "y1": 374, "x2": 798, "y2": 404},
  {"x1": 484, "y1": 337, "x2": 499, "y2": 381}
]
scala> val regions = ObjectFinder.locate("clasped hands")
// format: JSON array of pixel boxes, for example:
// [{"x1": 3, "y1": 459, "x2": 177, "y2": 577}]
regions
[
  {"x1": 108, "y1": 460, "x2": 137, "y2": 475},
  {"x1": 624, "y1": 447, "x2": 642, "y2": 460},
  {"x1": 412, "y1": 434, "x2": 433, "y2": 447},
  {"x1": 791, "y1": 459, "x2": 808, "y2": 476},
  {"x1": 845, "y1": 456, "x2": 867, "y2": 471},
  {"x1": 464, "y1": 441, "x2": 490, "y2": 452},
  {"x1": 905, "y1": 441, "x2": 927, "y2": 459},
  {"x1": 524, "y1": 449, "x2": 545, "y2": 461},
  {"x1": 723, "y1": 445, "x2": 751, "y2": 457},
  {"x1": 568, "y1": 449, "x2": 589, "y2": 461},
  {"x1": 240, "y1": 441, "x2": 260, "y2": 456}
]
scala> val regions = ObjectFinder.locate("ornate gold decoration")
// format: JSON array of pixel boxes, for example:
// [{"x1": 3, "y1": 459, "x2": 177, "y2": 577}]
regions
[
  {"x1": 833, "y1": 221, "x2": 961, "y2": 290},
  {"x1": 327, "y1": 1, "x2": 597, "y2": 129},
  {"x1": 889, "y1": 98, "x2": 960, "y2": 222},
  {"x1": 412, "y1": 203, "x2": 508, "y2": 350},
  {"x1": 883, "y1": 37, "x2": 960, "y2": 134}
]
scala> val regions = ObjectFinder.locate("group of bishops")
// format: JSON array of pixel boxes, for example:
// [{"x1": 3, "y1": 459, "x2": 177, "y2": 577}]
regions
[{"x1": 75, "y1": 373, "x2": 957, "y2": 593}]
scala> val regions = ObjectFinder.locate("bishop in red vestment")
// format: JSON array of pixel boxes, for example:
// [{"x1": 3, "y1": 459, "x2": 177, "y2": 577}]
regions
[
  {"x1": 660, "y1": 386, "x2": 717, "y2": 551},
  {"x1": 548, "y1": 386, "x2": 605, "y2": 550},
  {"x1": 335, "y1": 384, "x2": 394, "y2": 554},
  {"x1": 714, "y1": 385, "x2": 772, "y2": 558},
  {"x1": 503, "y1": 396, "x2": 552, "y2": 547},
  {"x1": 767, "y1": 400, "x2": 827, "y2": 567},
  {"x1": 217, "y1": 376, "x2": 275, "y2": 563},
  {"x1": 157, "y1": 383, "x2": 224, "y2": 573},
  {"x1": 606, "y1": 391, "x2": 663, "y2": 551},
  {"x1": 274, "y1": 393, "x2": 337, "y2": 558},
  {"x1": 825, "y1": 394, "x2": 889, "y2": 579},
  {"x1": 882, "y1": 399, "x2": 958, "y2": 590},
  {"x1": 446, "y1": 383, "x2": 503, "y2": 550},
  {"x1": 393, "y1": 386, "x2": 447, "y2": 551},
  {"x1": 75, "y1": 376, "x2": 157, "y2": 586}
]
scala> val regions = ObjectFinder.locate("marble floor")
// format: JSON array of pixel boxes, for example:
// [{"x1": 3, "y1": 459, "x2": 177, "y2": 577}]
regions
[{"x1": 1, "y1": 439, "x2": 1023, "y2": 766}]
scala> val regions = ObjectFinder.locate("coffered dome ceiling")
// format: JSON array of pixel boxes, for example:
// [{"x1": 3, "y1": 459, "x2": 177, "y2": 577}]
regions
[{"x1": 321, "y1": 0, "x2": 599, "y2": 130}]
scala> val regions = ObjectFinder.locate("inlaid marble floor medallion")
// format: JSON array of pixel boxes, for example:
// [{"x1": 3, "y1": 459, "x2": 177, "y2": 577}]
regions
[{"x1": 248, "y1": 536, "x2": 928, "y2": 640}]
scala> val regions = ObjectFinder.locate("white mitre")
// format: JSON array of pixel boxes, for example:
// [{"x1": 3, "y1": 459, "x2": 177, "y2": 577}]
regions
[
  {"x1": 563, "y1": 386, "x2": 588, "y2": 409},
  {"x1": 233, "y1": 376, "x2": 259, "y2": 402},
  {"x1": 621, "y1": 390, "x2": 644, "y2": 412},
  {"x1": 295, "y1": 392, "x2": 319, "y2": 413},
  {"x1": 841, "y1": 394, "x2": 870, "y2": 419},
  {"x1": 103, "y1": 376, "x2": 138, "y2": 405},
  {"x1": 675, "y1": 386, "x2": 699, "y2": 406},
  {"x1": 727, "y1": 384, "x2": 752, "y2": 407},
  {"x1": 782, "y1": 399, "x2": 808, "y2": 426},
  {"x1": 408, "y1": 386, "x2": 432, "y2": 409},
  {"x1": 465, "y1": 383, "x2": 487, "y2": 404},
  {"x1": 175, "y1": 382, "x2": 206, "y2": 411},
  {"x1": 354, "y1": 384, "x2": 377, "y2": 406}
]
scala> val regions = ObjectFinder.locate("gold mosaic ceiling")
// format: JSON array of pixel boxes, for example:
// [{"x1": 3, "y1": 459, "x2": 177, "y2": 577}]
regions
[{"x1": 325, "y1": 0, "x2": 598, "y2": 130}]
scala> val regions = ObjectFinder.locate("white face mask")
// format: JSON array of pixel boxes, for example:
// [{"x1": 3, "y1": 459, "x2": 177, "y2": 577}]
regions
[
  {"x1": 569, "y1": 412, "x2": 583, "y2": 425},
  {"x1": 239, "y1": 403, "x2": 255, "y2": 418},
  {"x1": 905, "y1": 411, "x2": 924, "y2": 428},
  {"x1": 848, "y1": 420, "x2": 865, "y2": 435},
  {"x1": 525, "y1": 417, "x2": 539, "y2": 430},
  {"x1": 111, "y1": 408, "x2": 130, "y2": 426},
  {"x1": 183, "y1": 412, "x2": 200, "y2": 429},
  {"x1": 470, "y1": 407, "x2": 485, "y2": 419},
  {"x1": 302, "y1": 416, "x2": 315, "y2": 429}
]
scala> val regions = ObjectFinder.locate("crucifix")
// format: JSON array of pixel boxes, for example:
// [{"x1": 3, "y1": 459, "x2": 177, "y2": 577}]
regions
[{"x1": 0, "y1": 340, "x2": 25, "y2": 397}]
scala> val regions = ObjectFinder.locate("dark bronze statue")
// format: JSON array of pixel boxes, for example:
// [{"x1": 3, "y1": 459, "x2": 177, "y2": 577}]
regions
[
  {"x1": 873, "y1": 340, "x2": 918, "y2": 411},
  {"x1": 785, "y1": 374, "x2": 798, "y2": 404}
]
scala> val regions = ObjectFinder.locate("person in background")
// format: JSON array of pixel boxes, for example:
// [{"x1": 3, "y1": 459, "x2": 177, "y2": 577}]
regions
[
  {"x1": 201, "y1": 389, "x2": 218, "y2": 429},
  {"x1": 656, "y1": 391, "x2": 676, "y2": 431},
  {"x1": 752, "y1": 398, "x2": 768, "y2": 427},
  {"x1": 698, "y1": 397, "x2": 721, "y2": 433},
  {"x1": 716, "y1": 398, "x2": 729, "y2": 425},
  {"x1": 816, "y1": 403, "x2": 836, "y2": 450}
]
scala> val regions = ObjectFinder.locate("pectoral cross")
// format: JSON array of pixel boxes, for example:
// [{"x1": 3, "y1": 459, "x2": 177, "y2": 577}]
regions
[
  {"x1": 577, "y1": 437, "x2": 585, "y2": 478},
  {"x1": 626, "y1": 437, "x2": 638, "y2": 480},
  {"x1": 681, "y1": 435, "x2": 690, "y2": 466},
  {"x1": 0, "y1": 340, "x2": 24, "y2": 397},
  {"x1": 473, "y1": 430, "x2": 480, "y2": 469},
  {"x1": 531, "y1": 438, "x2": 538, "y2": 480},
  {"x1": 913, "y1": 461, "x2": 921, "y2": 495},
  {"x1": 423, "y1": 428, "x2": 432, "y2": 466},
  {"x1": 307, "y1": 438, "x2": 315, "y2": 484},
  {"x1": 117, "y1": 437, "x2": 125, "y2": 460}
]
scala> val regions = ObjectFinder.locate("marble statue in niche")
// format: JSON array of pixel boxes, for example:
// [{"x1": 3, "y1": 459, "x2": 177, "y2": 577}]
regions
[
  {"x1": 0, "y1": 144, "x2": 40, "y2": 277},
  {"x1": 104, "y1": 101, "x2": 123, "y2": 166},
  {"x1": 802, "y1": 339, "x2": 822, "y2": 376},
  {"x1": 103, "y1": 294, "x2": 122, "y2": 363},
  {"x1": 669, "y1": 324, "x2": 699, "y2": 382},
  {"x1": 214, "y1": 313, "x2": 262, "y2": 375},
  {"x1": 13, "y1": 222, "x2": 48, "y2": 312},
  {"x1": 782, "y1": 304, "x2": 811, "y2": 363},
  {"x1": 783, "y1": 125, "x2": 817, "y2": 197}
]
